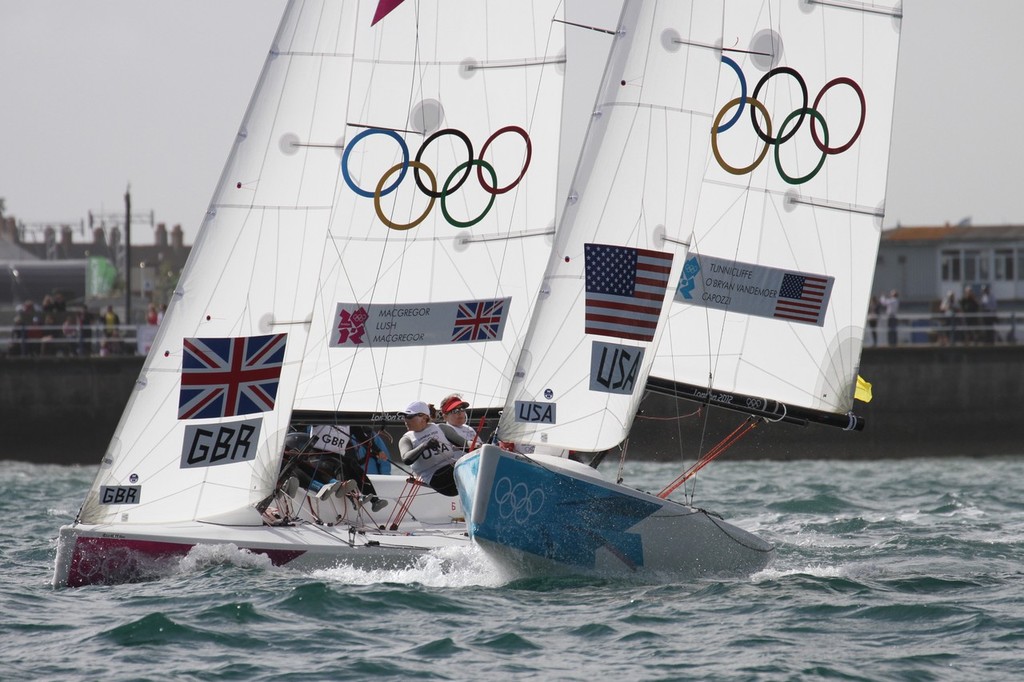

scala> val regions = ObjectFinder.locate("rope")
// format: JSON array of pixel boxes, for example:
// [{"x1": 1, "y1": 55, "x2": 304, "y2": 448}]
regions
[
  {"x1": 468, "y1": 414, "x2": 486, "y2": 451},
  {"x1": 386, "y1": 477, "x2": 423, "y2": 531},
  {"x1": 657, "y1": 416, "x2": 760, "y2": 499},
  {"x1": 634, "y1": 406, "x2": 702, "y2": 422}
]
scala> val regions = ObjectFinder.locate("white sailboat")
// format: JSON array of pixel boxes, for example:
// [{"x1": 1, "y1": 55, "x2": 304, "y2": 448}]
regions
[
  {"x1": 53, "y1": 0, "x2": 569, "y2": 588},
  {"x1": 455, "y1": 0, "x2": 902, "y2": 577}
]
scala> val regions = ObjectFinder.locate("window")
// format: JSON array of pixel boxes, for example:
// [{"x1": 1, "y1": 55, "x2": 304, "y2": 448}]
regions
[
  {"x1": 963, "y1": 249, "x2": 988, "y2": 282},
  {"x1": 940, "y1": 249, "x2": 961, "y2": 282},
  {"x1": 994, "y1": 249, "x2": 1014, "y2": 281}
]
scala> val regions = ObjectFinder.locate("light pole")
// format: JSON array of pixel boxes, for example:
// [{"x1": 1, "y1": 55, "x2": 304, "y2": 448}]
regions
[{"x1": 124, "y1": 186, "x2": 132, "y2": 324}]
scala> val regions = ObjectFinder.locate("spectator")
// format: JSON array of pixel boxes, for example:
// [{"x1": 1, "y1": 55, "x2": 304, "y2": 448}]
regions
[
  {"x1": 102, "y1": 305, "x2": 121, "y2": 356},
  {"x1": 866, "y1": 295, "x2": 881, "y2": 347},
  {"x1": 880, "y1": 289, "x2": 900, "y2": 346},
  {"x1": 11, "y1": 311, "x2": 26, "y2": 356},
  {"x1": 958, "y1": 284, "x2": 983, "y2": 342},
  {"x1": 78, "y1": 306, "x2": 94, "y2": 356},
  {"x1": 939, "y1": 290, "x2": 958, "y2": 346},
  {"x1": 24, "y1": 301, "x2": 43, "y2": 356},
  {"x1": 960, "y1": 286, "x2": 980, "y2": 344},
  {"x1": 980, "y1": 285, "x2": 998, "y2": 344},
  {"x1": 39, "y1": 313, "x2": 60, "y2": 355}
]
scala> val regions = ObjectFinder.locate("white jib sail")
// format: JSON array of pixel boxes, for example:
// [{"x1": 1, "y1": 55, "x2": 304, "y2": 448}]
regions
[{"x1": 500, "y1": 1, "x2": 725, "y2": 453}]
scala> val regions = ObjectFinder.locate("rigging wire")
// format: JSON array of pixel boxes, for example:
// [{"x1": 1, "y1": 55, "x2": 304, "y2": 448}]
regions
[{"x1": 658, "y1": 415, "x2": 761, "y2": 501}]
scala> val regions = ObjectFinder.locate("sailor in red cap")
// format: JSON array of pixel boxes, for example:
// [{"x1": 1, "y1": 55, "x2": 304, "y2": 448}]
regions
[{"x1": 438, "y1": 393, "x2": 478, "y2": 451}]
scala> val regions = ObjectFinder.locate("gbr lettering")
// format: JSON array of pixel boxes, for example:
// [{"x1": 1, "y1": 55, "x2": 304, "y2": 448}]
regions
[{"x1": 180, "y1": 417, "x2": 263, "y2": 469}]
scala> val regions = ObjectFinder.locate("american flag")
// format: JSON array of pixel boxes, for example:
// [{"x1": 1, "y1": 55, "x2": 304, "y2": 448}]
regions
[
  {"x1": 584, "y1": 243, "x2": 673, "y2": 342},
  {"x1": 774, "y1": 273, "x2": 829, "y2": 324},
  {"x1": 451, "y1": 299, "x2": 505, "y2": 342},
  {"x1": 178, "y1": 333, "x2": 287, "y2": 420}
]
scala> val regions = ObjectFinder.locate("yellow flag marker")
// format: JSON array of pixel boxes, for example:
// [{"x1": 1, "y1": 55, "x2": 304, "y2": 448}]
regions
[{"x1": 855, "y1": 375, "x2": 873, "y2": 403}]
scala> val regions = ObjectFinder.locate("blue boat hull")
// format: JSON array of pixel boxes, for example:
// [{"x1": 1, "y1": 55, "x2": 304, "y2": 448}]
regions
[{"x1": 454, "y1": 445, "x2": 774, "y2": 577}]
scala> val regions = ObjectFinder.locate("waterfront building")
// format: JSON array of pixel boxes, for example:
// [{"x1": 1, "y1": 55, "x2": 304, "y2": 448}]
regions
[{"x1": 874, "y1": 224, "x2": 1024, "y2": 313}]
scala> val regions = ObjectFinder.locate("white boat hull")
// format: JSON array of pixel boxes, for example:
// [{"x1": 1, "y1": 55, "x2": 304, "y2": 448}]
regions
[
  {"x1": 454, "y1": 445, "x2": 774, "y2": 577},
  {"x1": 54, "y1": 474, "x2": 468, "y2": 588}
]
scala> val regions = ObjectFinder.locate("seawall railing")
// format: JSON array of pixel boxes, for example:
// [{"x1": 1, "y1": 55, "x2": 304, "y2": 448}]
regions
[{"x1": 1, "y1": 311, "x2": 1018, "y2": 358}]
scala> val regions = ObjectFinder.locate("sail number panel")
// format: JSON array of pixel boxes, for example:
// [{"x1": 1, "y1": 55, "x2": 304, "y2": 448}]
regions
[
  {"x1": 99, "y1": 486, "x2": 141, "y2": 505},
  {"x1": 180, "y1": 418, "x2": 262, "y2": 469}
]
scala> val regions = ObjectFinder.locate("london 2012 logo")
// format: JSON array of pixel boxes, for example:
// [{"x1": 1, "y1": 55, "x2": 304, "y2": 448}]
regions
[
  {"x1": 341, "y1": 126, "x2": 531, "y2": 230},
  {"x1": 711, "y1": 56, "x2": 865, "y2": 185}
]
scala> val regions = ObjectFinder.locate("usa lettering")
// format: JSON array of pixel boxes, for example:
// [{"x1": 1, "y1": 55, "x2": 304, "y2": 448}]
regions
[
  {"x1": 515, "y1": 401, "x2": 556, "y2": 424},
  {"x1": 595, "y1": 345, "x2": 641, "y2": 393}
]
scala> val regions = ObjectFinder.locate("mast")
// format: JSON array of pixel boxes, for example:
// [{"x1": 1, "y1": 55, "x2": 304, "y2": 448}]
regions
[{"x1": 124, "y1": 185, "x2": 131, "y2": 324}]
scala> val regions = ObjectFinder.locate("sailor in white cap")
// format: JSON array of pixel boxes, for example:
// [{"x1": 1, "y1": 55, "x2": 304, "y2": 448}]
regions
[{"x1": 397, "y1": 400, "x2": 460, "y2": 496}]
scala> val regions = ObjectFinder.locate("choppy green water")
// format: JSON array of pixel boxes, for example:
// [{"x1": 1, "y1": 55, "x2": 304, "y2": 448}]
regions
[{"x1": 3, "y1": 456, "x2": 1023, "y2": 680}]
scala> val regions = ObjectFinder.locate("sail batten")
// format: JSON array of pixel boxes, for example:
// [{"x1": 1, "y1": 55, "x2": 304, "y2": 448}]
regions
[
  {"x1": 806, "y1": 0, "x2": 903, "y2": 18},
  {"x1": 787, "y1": 196, "x2": 885, "y2": 217}
]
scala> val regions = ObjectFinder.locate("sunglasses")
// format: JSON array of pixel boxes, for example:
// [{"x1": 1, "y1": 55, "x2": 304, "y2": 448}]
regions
[{"x1": 446, "y1": 407, "x2": 466, "y2": 415}]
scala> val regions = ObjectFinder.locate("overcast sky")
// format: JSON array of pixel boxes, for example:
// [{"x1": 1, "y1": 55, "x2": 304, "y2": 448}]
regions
[{"x1": 2, "y1": 0, "x2": 1022, "y2": 245}]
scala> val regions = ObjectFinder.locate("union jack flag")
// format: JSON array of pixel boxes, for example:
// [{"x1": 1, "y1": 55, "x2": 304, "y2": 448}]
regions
[
  {"x1": 178, "y1": 333, "x2": 287, "y2": 420},
  {"x1": 451, "y1": 299, "x2": 506, "y2": 343}
]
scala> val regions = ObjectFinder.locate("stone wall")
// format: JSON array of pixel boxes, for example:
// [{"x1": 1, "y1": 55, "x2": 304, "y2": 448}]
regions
[
  {"x1": 1, "y1": 356, "x2": 140, "y2": 464},
  {"x1": 2, "y1": 347, "x2": 1021, "y2": 465}
]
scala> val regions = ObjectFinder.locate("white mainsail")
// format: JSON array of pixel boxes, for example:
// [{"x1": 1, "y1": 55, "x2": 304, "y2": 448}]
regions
[
  {"x1": 77, "y1": 0, "x2": 566, "y2": 528},
  {"x1": 292, "y1": 0, "x2": 566, "y2": 418},
  {"x1": 651, "y1": 1, "x2": 903, "y2": 420},
  {"x1": 499, "y1": 1, "x2": 724, "y2": 452}
]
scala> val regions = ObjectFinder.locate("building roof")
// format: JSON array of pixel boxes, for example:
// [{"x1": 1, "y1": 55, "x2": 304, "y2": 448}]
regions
[{"x1": 882, "y1": 224, "x2": 1024, "y2": 243}]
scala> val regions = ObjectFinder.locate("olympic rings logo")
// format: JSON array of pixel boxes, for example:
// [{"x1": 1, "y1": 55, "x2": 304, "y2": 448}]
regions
[
  {"x1": 341, "y1": 126, "x2": 532, "y2": 231},
  {"x1": 493, "y1": 476, "x2": 545, "y2": 524},
  {"x1": 712, "y1": 56, "x2": 865, "y2": 185}
]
